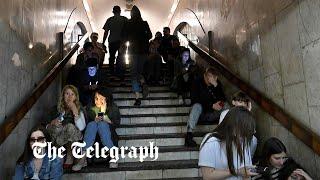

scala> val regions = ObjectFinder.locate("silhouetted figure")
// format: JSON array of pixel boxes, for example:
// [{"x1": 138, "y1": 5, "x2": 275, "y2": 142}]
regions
[
  {"x1": 90, "y1": 32, "x2": 106, "y2": 67},
  {"x1": 77, "y1": 58, "x2": 104, "y2": 106},
  {"x1": 145, "y1": 35, "x2": 162, "y2": 85},
  {"x1": 159, "y1": 27, "x2": 175, "y2": 81},
  {"x1": 103, "y1": 6, "x2": 128, "y2": 76},
  {"x1": 75, "y1": 42, "x2": 99, "y2": 71},
  {"x1": 122, "y1": 5, "x2": 152, "y2": 106}
]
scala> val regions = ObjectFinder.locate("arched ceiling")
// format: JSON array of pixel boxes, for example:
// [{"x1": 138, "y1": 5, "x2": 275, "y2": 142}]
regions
[{"x1": 87, "y1": 0, "x2": 178, "y2": 41}]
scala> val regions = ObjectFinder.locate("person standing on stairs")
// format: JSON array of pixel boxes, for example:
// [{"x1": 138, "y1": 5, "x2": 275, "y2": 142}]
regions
[
  {"x1": 90, "y1": 32, "x2": 106, "y2": 68},
  {"x1": 122, "y1": 5, "x2": 152, "y2": 106},
  {"x1": 185, "y1": 67, "x2": 226, "y2": 147},
  {"x1": 102, "y1": 5, "x2": 128, "y2": 77}
]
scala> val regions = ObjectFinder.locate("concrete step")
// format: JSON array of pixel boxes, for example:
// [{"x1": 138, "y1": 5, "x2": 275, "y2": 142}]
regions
[
  {"x1": 107, "y1": 83, "x2": 171, "y2": 87},
  {"x1": 115, "y1": 98, "x2": 191, "y2": 107},
  {"x1": 116, "y1": 123, "x2": 217, "y2": 135},
  {"x1": 119, "y1": 145, "x2": 199, "y2": 163},
  {"x1": 112, "y1": 86, "x2": 170, "y2": 92},
  {"x1": 119, "y1": 106, "x2": 190, "y2": 115},
  {"x1": 120, "y1": 115, "x2": 189, "y2": 125},
  {"x1": 113, "y1": 92, "x2": 178, "y2": 99},
  {"x1": 118, "y1": 132, "x2": 207, "y2": 147},
  {"x1": 63, "y1": 160, "x2": 200, "y2": 180}
]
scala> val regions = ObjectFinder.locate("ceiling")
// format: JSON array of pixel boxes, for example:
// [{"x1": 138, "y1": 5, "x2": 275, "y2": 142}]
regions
[{"x1": 87, "y1": 0, "x2": 177, "y2": 41}]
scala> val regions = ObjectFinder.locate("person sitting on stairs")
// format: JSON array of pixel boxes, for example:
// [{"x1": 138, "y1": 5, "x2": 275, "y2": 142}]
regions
[
  {"x1": 219, "y1": 91, "x2": 258, "y2": 157},
  {"x1": 72, "y1": 88, "x2": 119, "y2": 171},
  {"x1": 185, "y1": 67, "x2": 226, "y2": 147}
]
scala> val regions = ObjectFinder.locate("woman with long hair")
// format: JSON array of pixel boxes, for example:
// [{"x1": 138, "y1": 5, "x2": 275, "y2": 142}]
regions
[
  {"x1": 199, "y1": 106, "x2": 257, "y2": 179},
  {"x1": 13, "y1": 125, "x2": 63, "y2": 180},
  {"x1": 122, "y1": 5, "x2": 152, "y2": 106},
  {"x1": 252, "y1": 137, "x2": 312, "y2": 180},
  {"x1": 45, "y1": 85, "x2": 86, "y2": 168},
  {"x1": 72, "y1": 88, "x2": 120, "y2": 171}
]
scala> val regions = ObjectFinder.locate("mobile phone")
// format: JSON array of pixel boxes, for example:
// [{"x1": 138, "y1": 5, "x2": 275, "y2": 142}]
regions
[
  {"x1": 58, "y1": 113, "x2": 64, "y2": 122},
  {"x1": 98, "y1": 112, "x2": 104, "y2": 117},
  {"x1": 251, "y1": 166, "x2": 268, "y2": 174}
]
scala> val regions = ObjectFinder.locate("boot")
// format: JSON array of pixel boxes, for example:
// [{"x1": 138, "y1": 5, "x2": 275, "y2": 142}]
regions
[{"x1": 185, "y1": 132, "x2": 197, "y2": 147}]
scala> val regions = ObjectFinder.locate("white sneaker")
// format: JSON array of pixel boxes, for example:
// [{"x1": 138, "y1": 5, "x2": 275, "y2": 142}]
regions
[
  {"x1": 109, "y1": 162, "x2": 118, "y2": 169},
  {"x1": 178, "y1": 96, "x2": 184, "y2": 105},
  {"x1": 64, "y1": 154, "x2": 74, "y2": 165},
  {"x1": 72, "y1": 158, "x2": 87, "y2": 171}
]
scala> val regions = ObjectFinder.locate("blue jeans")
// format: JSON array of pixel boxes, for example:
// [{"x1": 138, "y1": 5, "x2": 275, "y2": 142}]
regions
[
  {"x1": 130, "y1": 54, "x2": 147, "y2": 92},
  {"x1": 84, "y1": 121, "x2": 114, "y2": 149},
  {"x1": 187, "y1": 103, "x2": 224, "y2": 132}
]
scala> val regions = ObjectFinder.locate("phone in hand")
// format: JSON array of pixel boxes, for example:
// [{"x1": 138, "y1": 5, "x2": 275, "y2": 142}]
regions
[
  {"x1": 250, "y1": 166, "x2": 269, "y2": 174},
  {"x1": 98, "y1": 112, "x2": 104, "y2": 117}
]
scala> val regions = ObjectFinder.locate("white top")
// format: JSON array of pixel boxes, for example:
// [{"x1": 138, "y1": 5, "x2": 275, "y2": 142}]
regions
[
  {"x1": 219, "y1": 109, "x2": 229, "y2": 124},
  {"x1": 74, "y1": 111, "x2": 86, "y2": 131},
  {"x1": 198, "y1": 136, "x2": 252, "y2": 180}
]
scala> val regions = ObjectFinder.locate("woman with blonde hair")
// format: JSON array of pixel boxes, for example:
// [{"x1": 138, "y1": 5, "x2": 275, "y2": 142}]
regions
[{"x1": 45, "y1": 85, "x2": 86, "y2": 168}]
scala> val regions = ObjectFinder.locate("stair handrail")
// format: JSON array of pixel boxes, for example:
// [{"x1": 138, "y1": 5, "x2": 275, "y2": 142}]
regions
[
  {"x1": 180, "y1": 32, "x2": 320, "y2": 156},
  {"x1": 0, "y1": 33, "x2": 89, "y2": 146}
]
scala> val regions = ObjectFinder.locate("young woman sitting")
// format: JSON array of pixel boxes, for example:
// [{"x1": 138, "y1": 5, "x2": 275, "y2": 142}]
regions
[
  {"x1": 45, "y1": 85, "x2": 86, "y2": 169},
  {"x1": 252, "y1": 137, "x2": 312, "y2": 180},
  {"x1": 72, "y1": 88, "x2": 120, "y2": 171},
  {"x1": 199, "y1": 106, "x2": 258, "y2": 179},
  {"x1": 13, "y1": 125, "x2": 63, "y2": 180}
]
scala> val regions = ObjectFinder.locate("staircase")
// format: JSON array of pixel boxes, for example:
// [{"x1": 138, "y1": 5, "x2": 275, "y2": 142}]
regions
[{"x1": 63, "y1": 67, "x2": 216, "y2": 179}]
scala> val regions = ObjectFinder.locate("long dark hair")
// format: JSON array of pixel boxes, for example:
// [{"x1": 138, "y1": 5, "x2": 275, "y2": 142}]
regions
[
  {"x1": 260, "y1": 137, "x2": 287, "y2": 167},
  {"x1": 17, "y1": 125, "x2": 51, "y2": 164},
  {"x1": 130, "y1": 5, "x2": 143, "y2": 22},
  {"x1": 203, "y1": 106, "x2": 255, "y2": 175},
  {"x1": 179, "y1": 47, "x2": 192, "y2": 62},
  {"x1": 94, "y1": 88, "x2": 113, "y2": 110},
  {"x1": 258, "y1": 137, "x2": 309, "y2": 179}
]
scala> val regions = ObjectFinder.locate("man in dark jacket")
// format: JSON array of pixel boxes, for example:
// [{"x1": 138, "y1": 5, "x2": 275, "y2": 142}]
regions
[{"x1": 185, "y1": 67, "x2": 226, "y2": 147}]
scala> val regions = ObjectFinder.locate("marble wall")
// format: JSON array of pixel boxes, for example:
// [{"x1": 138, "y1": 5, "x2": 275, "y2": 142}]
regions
[
  {"x1": 0, "y1": 0, "x2": 92, "y2": 178},
  {"x1": 170, "y1": 0, "x2": 320, "y2": 178}
]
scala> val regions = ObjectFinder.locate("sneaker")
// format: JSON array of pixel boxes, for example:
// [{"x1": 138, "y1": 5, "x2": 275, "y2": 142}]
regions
[
  {"x1": 134, "y1": 99, "x2": 141, "y2": 106},
  {"x1": 142, "y1": 84, "x2": 149, "y2": 98},
  {"x1": 109, "y1": 162, "x2": 118, "y2": 169},
  {"x1": 178, "y1": 96, "x2": 184, "y2": 105},
  {"x1": 72, "y1": 157, "x2": 87, "y2": 171},
  {"x1": 64, "y1": 154, "x2": 74, "y2": 165}
]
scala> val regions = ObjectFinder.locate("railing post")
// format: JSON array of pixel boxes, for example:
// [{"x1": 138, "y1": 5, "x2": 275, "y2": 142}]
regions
[
  {"x1": 57, "y1": 32, "x2": 64, "y2": 60},
  {"x1": 208, "y1": 31, "x2": 214, "y2": 56},
  {"x1": 57, "y1": 32, "x2": 64, "y2": 90}
]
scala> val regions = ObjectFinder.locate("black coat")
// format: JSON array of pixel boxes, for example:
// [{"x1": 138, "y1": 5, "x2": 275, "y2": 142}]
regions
[
  {"x1": 122, "y1": 19, "x2": 152, "y2": 54},
  {"x1": 190, "y1": 76, "x2": 226, "y2": 113}
]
